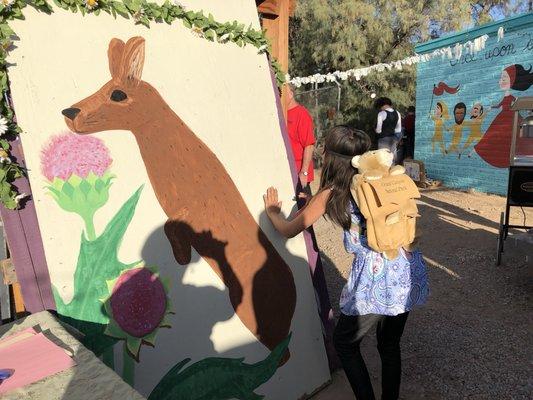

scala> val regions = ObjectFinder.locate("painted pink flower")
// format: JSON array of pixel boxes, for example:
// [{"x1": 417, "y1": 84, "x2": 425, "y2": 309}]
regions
[
  {"x1": 41, "y1": 132, "x2": 112, "y2": 181},
  {"x1": 110, "y1": 267, "x2": 167, "y2": 338},
  {"x1": 104, "y1": 265, "x2": 171, "y2": 360}
]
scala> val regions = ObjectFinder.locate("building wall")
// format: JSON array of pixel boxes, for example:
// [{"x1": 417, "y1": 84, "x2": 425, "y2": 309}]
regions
[{"x1": 415, "y1": 14, "x2": 533, "y2": 195}]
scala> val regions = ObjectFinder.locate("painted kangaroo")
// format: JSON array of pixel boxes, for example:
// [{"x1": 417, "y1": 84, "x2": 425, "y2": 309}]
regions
[{"x1": 62, "y1": 37, "x2": 296, "y2": 357}]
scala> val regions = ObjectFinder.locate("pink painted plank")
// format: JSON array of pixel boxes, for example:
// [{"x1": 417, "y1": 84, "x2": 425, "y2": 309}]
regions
[{"x1": 0, "y1": 332, "x2": 75, "y2": 393}]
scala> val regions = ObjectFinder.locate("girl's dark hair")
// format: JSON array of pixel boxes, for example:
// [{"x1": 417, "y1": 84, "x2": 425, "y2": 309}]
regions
[
  {"x1": 509, "y1": 64, "x2": 533, "y2": 91},
  {"x1": 319, "y1": 125, "x2": 371, "y2": 230}
]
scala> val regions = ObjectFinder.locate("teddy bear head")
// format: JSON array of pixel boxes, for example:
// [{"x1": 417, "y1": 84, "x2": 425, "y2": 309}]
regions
[{"x1": 351, "y1": 148, "x2": 394, "y2": 180}]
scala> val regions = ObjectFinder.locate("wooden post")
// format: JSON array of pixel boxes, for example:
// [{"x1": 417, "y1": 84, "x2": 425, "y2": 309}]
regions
[
  {"x1": 1, "y1": 258, "x2": 26, "y2": 318},
  {"x1": 11, "y1": 283, "x2": 25, "y2": 315},
  {"x1": 257, "y1": 0, "x2": 294, "y2": 118}
]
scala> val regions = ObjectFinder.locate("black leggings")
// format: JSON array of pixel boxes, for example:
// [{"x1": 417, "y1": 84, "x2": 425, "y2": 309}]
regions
[{"x1": 333, "y1": 312, "x2": 409, "y2": 400}]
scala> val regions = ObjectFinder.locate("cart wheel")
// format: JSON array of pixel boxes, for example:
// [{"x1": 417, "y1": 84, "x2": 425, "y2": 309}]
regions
[{"x1": 496, "y1": 212, "x2": 504, "y2": 266}]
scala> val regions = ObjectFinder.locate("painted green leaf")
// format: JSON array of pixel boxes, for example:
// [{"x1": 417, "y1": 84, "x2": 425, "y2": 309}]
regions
[
  {"x1": 53, "y1": 186, "x2": 144, "y2": 354},
  {"x1": 61, "y1": 180, "x2": 74, "y2": 198},
  {"x1": 79, "y1": 179, "x2": 91, "y2": 195},
  {"x1": 148, "y1": 334, "x2": 291, "y2": 400}
]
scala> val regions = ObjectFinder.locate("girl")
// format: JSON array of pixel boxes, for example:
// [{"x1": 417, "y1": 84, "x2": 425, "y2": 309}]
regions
[{"x1": 263, "y1": 126, "x2": 429, "y2": 400}]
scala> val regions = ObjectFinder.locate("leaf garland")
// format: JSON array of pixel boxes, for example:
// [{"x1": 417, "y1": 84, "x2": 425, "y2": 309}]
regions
[{"x1": 0, "y1": 0, "x2": 285, "y2": 210}]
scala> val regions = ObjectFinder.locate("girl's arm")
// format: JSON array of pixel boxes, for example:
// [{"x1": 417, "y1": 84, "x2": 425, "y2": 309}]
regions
[{"x1": 263, "y1": 187, "x2": 331, "y2": 238}]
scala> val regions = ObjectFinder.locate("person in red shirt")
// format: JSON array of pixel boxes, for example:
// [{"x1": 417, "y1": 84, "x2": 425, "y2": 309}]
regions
[
  {"x1": 286, "y1": 85, "x2": 316, "y2": 195},
  {"x1": 284, "y1": 85, "x2": 336, "y2": 363}
]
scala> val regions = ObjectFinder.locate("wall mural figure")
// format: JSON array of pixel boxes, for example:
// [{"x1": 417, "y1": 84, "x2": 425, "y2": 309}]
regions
[
  {"x1": 460, "y1": 103, "x2": 486, "y2": 158},
  {"x1": 474, "y1": 64, "x2": 533, "y2": 168},
  {"x1": 61, "y1": 36, "x2": 297, "y2": 359},
  {"x1": 446, "y1": 102, "x2": 467, "y2": 154},
  {"x1": 430, "y1": 82, "x2": 459, "y2": 155},
  {"x1": 431, "y1": 101, "x2": 449, "y2": 154}
]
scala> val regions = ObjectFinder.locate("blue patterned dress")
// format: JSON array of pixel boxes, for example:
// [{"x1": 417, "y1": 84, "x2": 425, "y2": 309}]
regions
[{"x1": 339, "y1": 202, "x2": 429, "y2": 316}]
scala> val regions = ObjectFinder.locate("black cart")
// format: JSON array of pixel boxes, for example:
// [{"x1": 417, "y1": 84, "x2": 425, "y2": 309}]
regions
[{"x1": 496, "y1": 96, "x2": 533, "y2": 265}]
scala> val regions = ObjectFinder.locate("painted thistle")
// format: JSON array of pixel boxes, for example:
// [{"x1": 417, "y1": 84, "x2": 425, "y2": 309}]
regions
[
  {"x1": 103, "y1": 265, "x2": 172, "y2": 360},
  {"x1": 41, "y1": 132, "x2": 113, "y2": 240}
]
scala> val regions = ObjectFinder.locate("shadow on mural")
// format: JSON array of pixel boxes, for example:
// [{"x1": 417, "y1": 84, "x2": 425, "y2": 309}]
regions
[
  {"x1": 41, "y1": 129, "x2": 301, "y2": 396},
  {"x1": 55, "y1": 214, "x2": 300, "y2": 399}
]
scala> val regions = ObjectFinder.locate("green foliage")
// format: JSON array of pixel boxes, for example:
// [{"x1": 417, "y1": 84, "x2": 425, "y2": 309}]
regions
[
  {"x1": 289, "y1": 0, "x2": 528, "y2": 136},
  {"x1": 0, "y1": 0, "x2": 282, "y2": 210}
]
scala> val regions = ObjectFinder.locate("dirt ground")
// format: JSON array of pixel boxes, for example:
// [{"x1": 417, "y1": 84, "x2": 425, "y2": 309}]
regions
[{"x1": 309, "y1": 179, "x2": 532, "y2": 399}]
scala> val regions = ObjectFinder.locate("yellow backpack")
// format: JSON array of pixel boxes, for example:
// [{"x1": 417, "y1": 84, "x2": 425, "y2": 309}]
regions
[{"x1": 350, "y1": 161, "x2": 421, "y2": 260}]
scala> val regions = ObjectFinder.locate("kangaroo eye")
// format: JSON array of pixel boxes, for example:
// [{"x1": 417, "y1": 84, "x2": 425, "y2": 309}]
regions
[{"x1": 111, "y1": 90, "x2": 127, "y2": 102}]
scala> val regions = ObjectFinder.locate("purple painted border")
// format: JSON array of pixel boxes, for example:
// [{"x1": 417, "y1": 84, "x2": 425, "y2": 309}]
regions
[
  {"x1": 268, "y1": 67, "x2": 338, "y2": 370},
  {"x1": 0, "y1": 134, "x2": 55, "y2": 313}
]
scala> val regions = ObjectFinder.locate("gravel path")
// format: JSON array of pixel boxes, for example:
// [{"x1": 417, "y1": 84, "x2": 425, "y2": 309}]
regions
[{"x1": 311, "y1": 181, "x2": 532, "y2": 399}]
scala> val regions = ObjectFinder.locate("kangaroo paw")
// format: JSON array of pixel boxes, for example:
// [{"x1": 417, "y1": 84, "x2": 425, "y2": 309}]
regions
[{"x1": 164, "y1": 219, "x2": 192, "y2": 265}]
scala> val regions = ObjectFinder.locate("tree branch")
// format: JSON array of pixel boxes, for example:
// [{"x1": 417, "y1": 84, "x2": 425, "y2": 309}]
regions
[{"x1": 380, "y1": 0, "x2": 431, "y2": 62}]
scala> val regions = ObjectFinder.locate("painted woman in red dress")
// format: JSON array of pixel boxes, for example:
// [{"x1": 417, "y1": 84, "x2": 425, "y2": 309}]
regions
[{"x1": 474, "y1": 64, "x2": 533, "y2": 168}]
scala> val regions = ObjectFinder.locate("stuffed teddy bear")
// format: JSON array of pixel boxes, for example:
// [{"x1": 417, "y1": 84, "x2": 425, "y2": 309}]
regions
[{"x1": 351, "y1": 148, "x2": 405, "y2": 182}]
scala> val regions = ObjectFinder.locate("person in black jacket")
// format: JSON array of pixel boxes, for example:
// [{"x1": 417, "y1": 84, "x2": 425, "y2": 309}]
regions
[{"x1": 375, "y1": 97, "x2": 402, "y2": 164}]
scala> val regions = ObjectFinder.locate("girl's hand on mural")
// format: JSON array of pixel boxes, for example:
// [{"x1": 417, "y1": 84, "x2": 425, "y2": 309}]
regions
[{"x1": 264, "y1": 187, "x2": 282, "y2": 216}]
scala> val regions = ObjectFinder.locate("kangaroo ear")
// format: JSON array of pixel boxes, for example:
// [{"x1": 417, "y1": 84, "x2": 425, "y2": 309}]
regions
[
  {"x1": 108, "y1": 38, "x2": 126, "y2": 79},
  {"x1": 121, "y1": 37, "x2": 145, "y2": 85},
  {"x1": 351, "y1": 155, "x2": 361, "y2": 168}
]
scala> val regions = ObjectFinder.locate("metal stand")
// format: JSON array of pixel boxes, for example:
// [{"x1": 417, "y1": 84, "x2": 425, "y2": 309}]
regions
[{"x1": 496, "y1": 166, "x2": 533, "y2": 265}]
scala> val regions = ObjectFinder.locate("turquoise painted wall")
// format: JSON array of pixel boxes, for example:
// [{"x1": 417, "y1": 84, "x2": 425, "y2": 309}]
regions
[{"x1": 415, "y1": 13, "x2": 533, "y2": 195}]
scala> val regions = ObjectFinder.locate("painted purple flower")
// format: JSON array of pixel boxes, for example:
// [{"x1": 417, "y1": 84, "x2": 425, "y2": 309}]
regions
[
  {"x1": 41, "y1": 132, "x2": 112, "y2": 181},
  {"x1": 104, "y1": 266, "x2": 171, "y2": 359}
]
